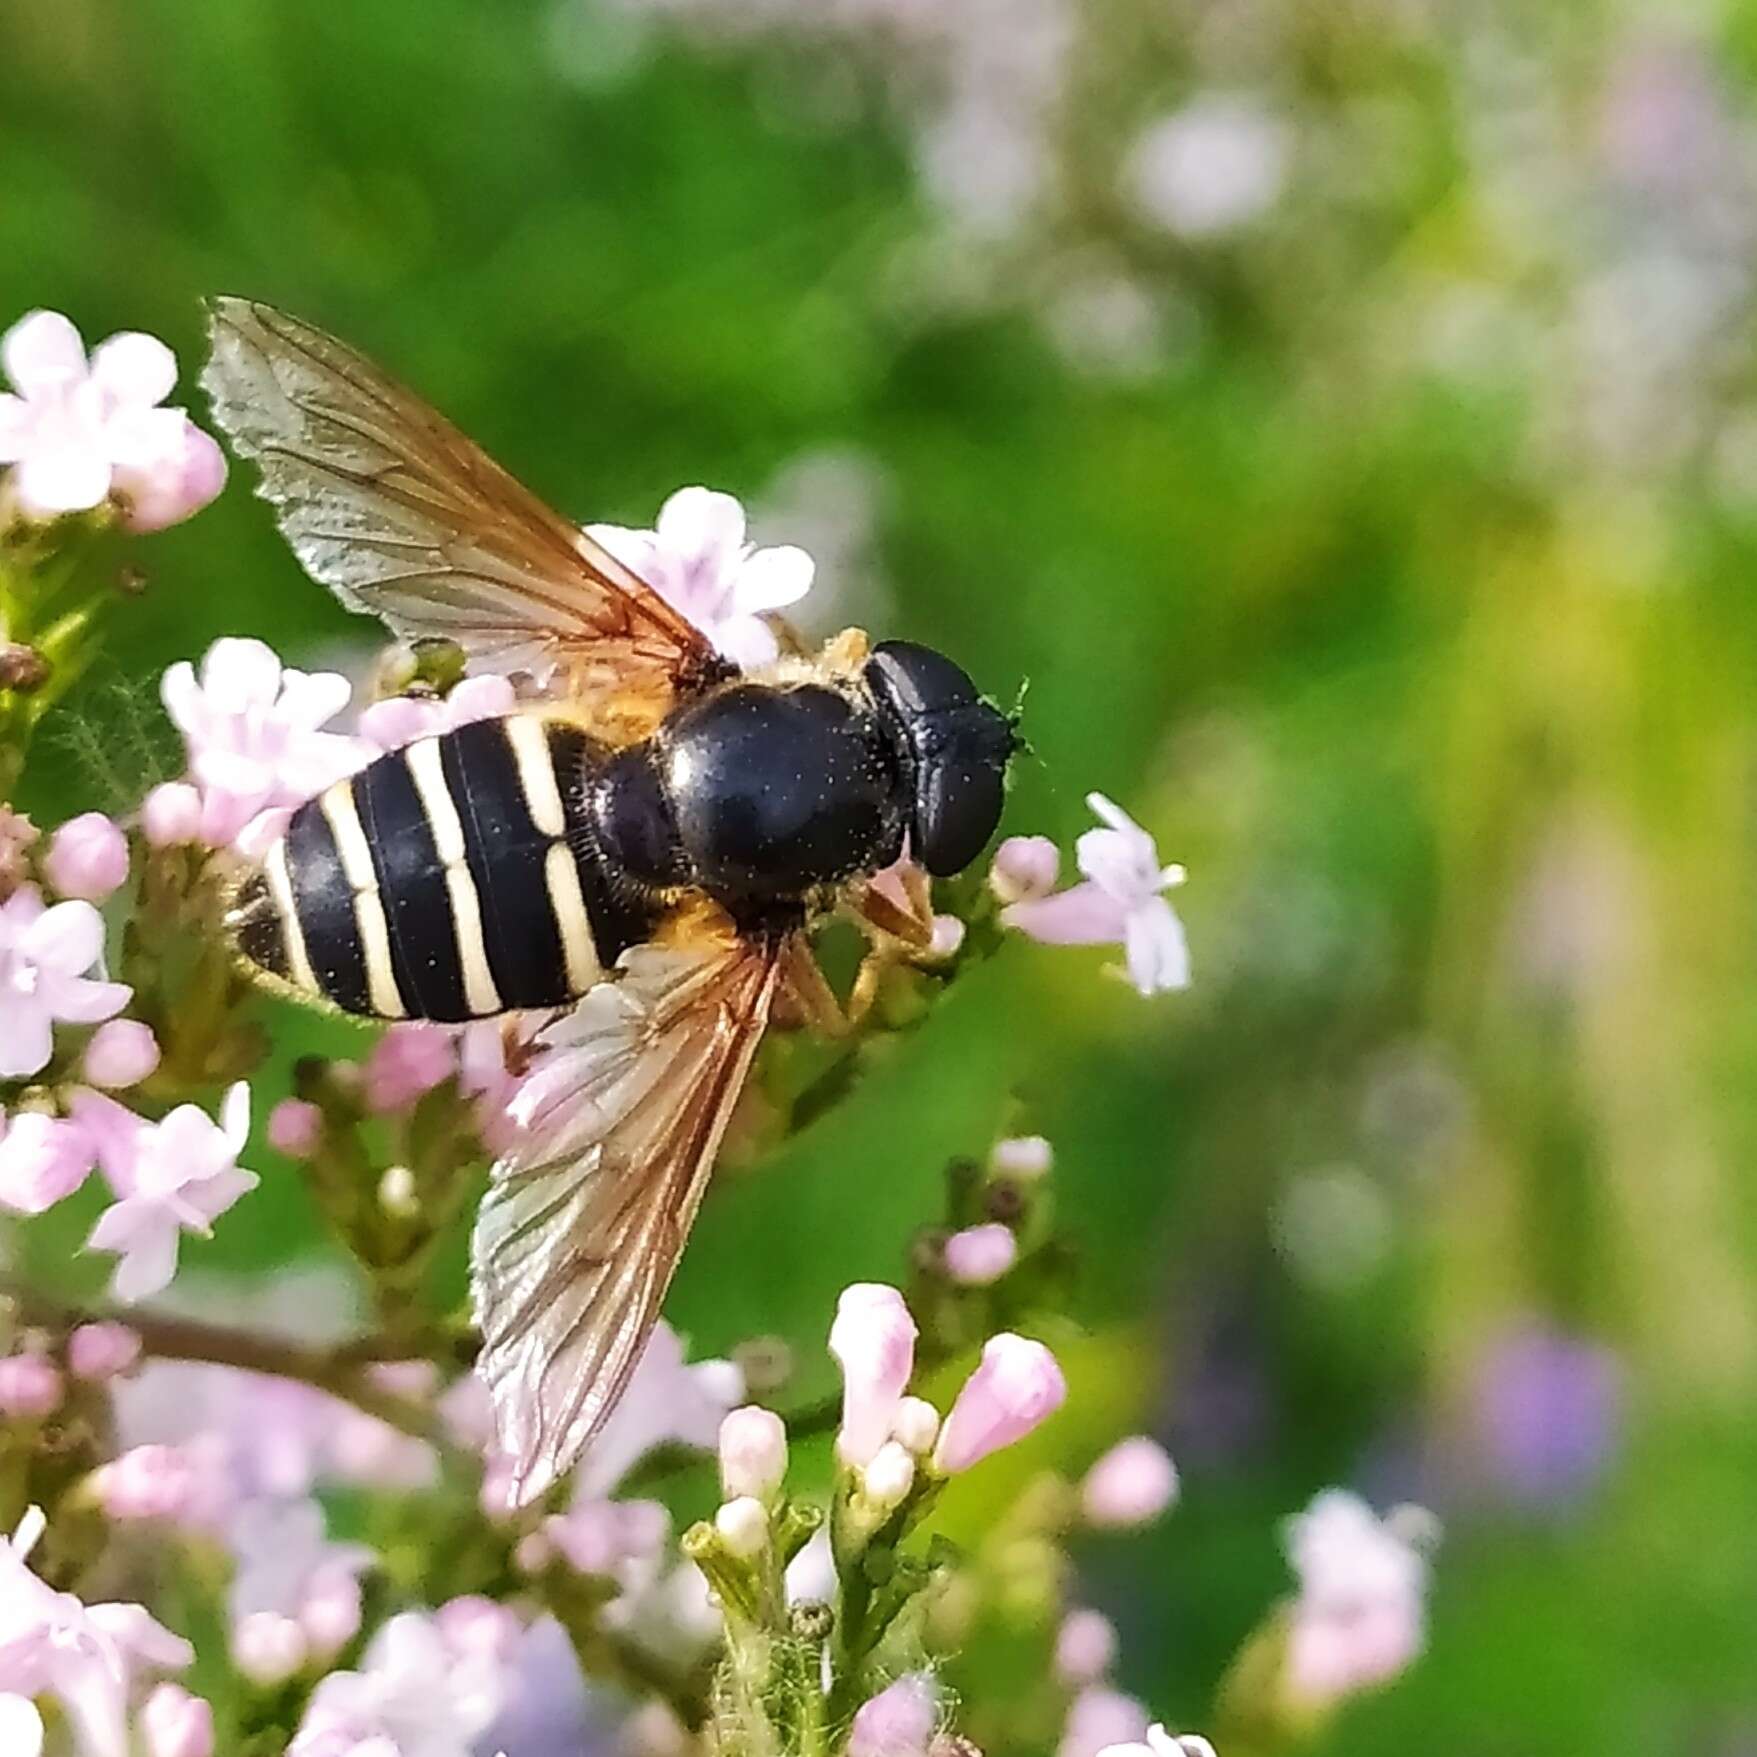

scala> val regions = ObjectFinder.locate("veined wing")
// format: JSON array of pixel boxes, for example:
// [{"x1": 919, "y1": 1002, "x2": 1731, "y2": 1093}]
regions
[
  {"x1": 470, "y1": 935, "x2": 784, "y2": 1506},
  {"x1": 203, "y1": 298, "x2": 717, "y2": 721}
]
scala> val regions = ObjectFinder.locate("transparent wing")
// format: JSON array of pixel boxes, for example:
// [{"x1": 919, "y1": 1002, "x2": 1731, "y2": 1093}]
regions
[
  {"x1": 202, "y1": 298, "x2": 715, "y2": 716},
  {"x1": 470, "y1": 935, "x2": 784, "y2": 1506}
]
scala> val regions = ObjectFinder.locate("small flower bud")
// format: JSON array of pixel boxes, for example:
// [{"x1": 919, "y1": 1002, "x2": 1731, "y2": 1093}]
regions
[
  {"x1": 44, "y1": 812, "x2": 130, "y2": 902},
  {"x1": 68, "y1": 1321, "x2": 140, "y2": 1380},
  {"x1": 514, "y1": 1532, "x2": 553, "y2": 1574},
  {"x1": 890, "y1": 1395, "x2": 940, "y2": 1455},
  {"x1": 299, "y1": 1566, "x2": 364, "y2": 1658},
  {"x1": 139, "y1": 1684, "x2": 215, "y2": 1757},
  {"x1": 92, "y1": 1444, "x2": 195, "y2": 1521},
  {"x1": 266, "y1": 1098, "x2": 323, "y2": 1159},
  {"x1": 988, "y1": 835, "x2": 1060, "y2": 904},
  {"x1": 942, "y1": 1223, "x2": 1017, "y2": 1287},
  {"x1": 1080, "y1": 1436, "x2": 1179, "y2": 1528},
  {"x1": 378, "y1": 1163, "x2": 418, "y2": 1216},
  {"x1": 231, "y1": 1611, "x2": 308, "y2": 1685},
  {"x1": 714, "y1": 1495, "x2": 769, "y2": 1559},
  {"x1": 849, "y1": 1674, "x2": 938, "y2": 1757},
  {"x1": 365, "y1": 1021, "x2": 456, "y2": 1114},
  {"x1": 0, "y1": 1353, "x2": 62, "y2": 1419},
  {"x1": 933, "y1": 1334, "x2": 1067, "y2": 1475},
  {"x1": 1059, "y1": 1686, "x2": 1149, "y2": 1757},
  {"x1": 1054, "y1": 1608, "x2": 1117, "y2": 1685},
  {"x1": 140, "y1": 783, "x2": 203, "y2": 848},
  {"x1": 82, "y1": 1019, "x2": 160, "y2": 1089},
  {"x1": 434, "y1": 1595, "x2": 522, "y2": 1665},
  {"x1": 990, "y1": 1135, "x2": 1053, "y2": 1179},
  {"x1": 829, "y1": 1283, "x2": 917, "y2": 1467},
  {"x1": 926, "y1": 914, "x2": 966, "y2": 960},
  {"x1": 860, "y1": 1439, "x2": 916, "y2": 1513},
  {"x1": 718, "y1": 1405, "x2": 787, "y2": 1503},
  {"x1": 114, "y1": 420, "x2": 227, "y2": 534},
  {"x1": 0, "y1": 1112, "x2": 96, "y2": 1214}
]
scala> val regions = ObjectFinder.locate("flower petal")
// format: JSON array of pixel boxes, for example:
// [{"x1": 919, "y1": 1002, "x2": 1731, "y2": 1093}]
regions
[
  {"x1": 656, "y1": 485, "x2": 746, "y2": 568},
  {"x1": 198, "y1": 637, "x2": 285, "y2": 715},
  {"x1": 1001, "y1": 881, "x2": 1130, "y2": 946},
  {"x1": 3, "y1": 310, "x2": 88, "y2": 396},
  {"x1": 0, "y1": 1695, "x2": 43, "y2": 1757},
  {"x1": 13, "y1": 442, "x2": 112, "y2": 515},
  {"x1": 88, "y1": 332, "x2": 177, "y2": 409},
  {"x1": 1122, "y1": 898, "x2": 1190, "y2": 995},
  {"x1": 20, "y1": 897, "x2": 105, "y2": 974},
  {"x1": 731, "y1": 543, "x2": 814, "y2": 614}
]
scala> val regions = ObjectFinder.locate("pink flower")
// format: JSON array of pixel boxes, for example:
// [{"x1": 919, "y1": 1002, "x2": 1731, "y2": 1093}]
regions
[
  {"x1": 718, "y1": 1405, "x2": 788, "y2": 1503},
  {"x1": 991, "y1": 1134, "x2": 1053, "y2": 1179},
  {"x1": 1059, "y1": 1687, "x2": 1151, "y2": 1757},
  {"x1": 159, "y1": 638, "x2": 367, "y2": 847},
  {"x1": 289, "y1": 1611, "x2": 503, "y2": 1757},
  {"x1": 828, "y1": 1284, "x2": 918, "y2": 1468},
  {"x1": 0, "y1": 885, "x2": 130, "y2": 1078},
  {"x1": 77, "y1": 1083, "x2": 258, "y2": 1301},
  {"x1": 267, "y1": 1098, "x2": 324, "y2": 1159},
  {"x1": 587, "y1": 486, "x2": 814, "y2": 669},
  {"x1": 68, "y1": 1323, "x2": 140, "y2": 1381},
  {"x1": 942, "y1": 1222, "x2": 1018, "y2": 1286},
  {"x1": 1081, "y1": 1437, "x2": 1179, "y2": 1528},
  {"x1": 988, "y1": 834, "x2": 1061, "y2": 904},
  {"x1": 540, "y1": 1499, "x2": 668, "y2": 1580},
  {"x1": 91, "y1": 1445, "x2": 202, "y2": 1522},
  {"x1": 1001, "y1": 794, "x2": 1190, "y2": 996},
  {"x1": 139, "y1": 1683, "x2": 215, "y2": 1757},
  {"x1": 848, "y1": 1673, "x2": 938, "y2": 1757},
  {"x1": 82, "y1": 1019, "x2": 160, "y2": 1090},
  {"x1": 1055, "y1": 1608, "x2": 1118, "y2": 1686},
  {"x1": 0, "y1": 1110, "x2": 96, "y2": 1213},
  {"x1": 230, "y1": 1614, "x2": 308, "y2": 1687},
  {"x1": 0, "y1": 1354, "x2": 62, "y2": 1419},
  {"x1": 932, "y1": 1333, "x2": 1066, "y2": 1474},
  {"x1": 1096, "y1": 1727, "x2": 1219, "y2": 1757},
  {"x1": 325, "y1": 1364, "x2": 439, "y2": 1490},
  {"x1": 112, "y1": 424, "x2": 227, "y2": 534},
  {"x1": 0, "y1": 1506, "x2": 192, "y2": 1757},
  {"x1": 363, "y1": 1022, "x2": 456, "y2": 1114},
  {"x1": 229, "y1": 1498, "x2": 375, "y2": 1665},
  {"x1": 0, "y1": 311, "x2": 220, "y2": 526},
  {"x1": 43, "y1": 812, "x2": 130, "y2": 903},
  {"x1": 1282, "y1": 1490, "x2": 1433, "y2": 1708},
  {"x1": 139, "y1": 783, "x2": 203, "y2": 849},
  {"x1": 356, "y1": 673, "x2": 517, "y2": 753}
]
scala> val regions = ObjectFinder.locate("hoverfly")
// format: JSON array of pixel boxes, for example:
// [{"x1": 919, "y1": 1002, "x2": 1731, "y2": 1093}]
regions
[{"x1": 202, "y1": 300, "x2": 1018, "y2": 1504}]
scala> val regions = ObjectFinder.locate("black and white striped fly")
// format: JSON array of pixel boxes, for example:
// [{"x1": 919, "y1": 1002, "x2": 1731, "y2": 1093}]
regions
[{"x1": 203, "y1": 300, "x2": 1018, "y2": 1504}]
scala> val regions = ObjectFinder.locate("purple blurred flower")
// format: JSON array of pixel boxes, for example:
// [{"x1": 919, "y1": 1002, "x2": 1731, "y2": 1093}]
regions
[
  {"x1": 138, "y1": 1683, "x2": 215, "y2": 1757},
  {"x1": 1126, "y1": 96, "x2": 1291, "y2": 239},
  {"x1": 0, "y1": 1353, "x2": 62, "y2": 1419},
  {"x1": 1055, "y1": 1608, "x2": 1118, "y2": 1686},
  {"x1": 1471, "y1": 1323, "x2": 1625, "y2": 1508},
  {"x1": 229, "y1": 1498, "x2": 375, "y2": 1665},
  {"x1": 1059, "y1": 1686, "x2": 1150, "y2": 1757},
  {"x1": 356, "y1": 674, "x2": 517, "y2": 754},
  {"x1": 1080, "y1": 1436, "x2": 1179, "y2": 1528},
  {"x1": 942, "y1": 1222, "x2": 1017, "y2": 1286},
  {"x1": 848, "y1": 1672, "x2": 938, "y2": 1757},
  {"x1": 364, "y1": 1022, "x2": 457, "y2": 1114},
  {"x1": 0, "y1": 1109, "x2": 97, "y2": 1214}
]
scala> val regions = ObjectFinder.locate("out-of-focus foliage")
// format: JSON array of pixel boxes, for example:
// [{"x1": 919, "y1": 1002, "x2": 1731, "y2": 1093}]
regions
[{"x1": 6, "y1": 0, "x2": 1757, "y2": 1748}]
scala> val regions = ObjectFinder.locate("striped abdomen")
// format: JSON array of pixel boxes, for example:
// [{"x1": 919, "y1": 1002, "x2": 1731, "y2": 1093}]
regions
[{"x1": 235, "y1": 713, "x2": 656, "y2": 1021}]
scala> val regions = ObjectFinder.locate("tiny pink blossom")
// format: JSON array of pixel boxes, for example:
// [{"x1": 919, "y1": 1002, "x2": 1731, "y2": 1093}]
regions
[
  {"x1": 718, "y1": 1405, "x2": 788, "y2": 1503},
  {"x1": 848, "y1": 1673, "x2": 938, "y2": 1757},
  {"x1": 139, "y1": 783, "x2": 203, "y2": 848},
  {"x1": 113, "y1": 423, "x2": 226, "y2": 534},
  {"x1": 932, "y1": 1333, "x2": 1067, "y2": 1475},
  {"x1": 1081, "y1": 1437, "x2": 1180, "y2": 1528},
  {"x1": 1282, "y1": 1490, "x2": 1432, "y2": 1708},
  {"x1": 364, "y1": 1022, "x2": 456, "y2": 1114},
  {"x1": 988, "y1": 834, "x2": 1060, "y2": 904},
  {"x1": 0, "y1": 1110, "x2": 97, "y2": 1213},
  {"x1": 91, "y1": 1445, "x2": 200, "y2": 1522},
  {"x1": 828, "y1": 1284, "x2": 918, "y2": 1468},
  {"x1": 160, "y1": 638, "x2": 367, "y2": 848},
  {"x1": 1095, "y1": 1727, "x2": 1219, "y2": 1757},
  {"x1": 82, "y1": 1019, "x2": 160, "y2": 1090},
  {"x1": 0, "y1": 884, "x2": 131, "y2": 1078},
  {"x1": 942, "y1": 1222, "x2": 1018, "y2": 1286},
  {"x1": 356, "y1": 673, "x2": 517, "y2": 753},
  {"x1": 0, "y1": 311, "x2": 218, "y2": 525},
  {"x1": 927, "y1": 913, "x2": 966, "y2": 960},
  {"x1": 432, "y1": 1597, "x2": 522, "y2": 1669},
  {"x1": 229, "y1": 1498, "x2": 375, "y2": 1665},
  {"x1": 1002, "y1": 794, "x2": 1190, "y2": 996},
  {"x1": 139, "y1": 1683, "x2": 215, "y2": 1757},
  {"x1": 542, "y1": 1499, "x2": 668, "y2": 1578},
  {"x1": 1055, "y1": 1608, "x2": 1118, "y2": 1686},
  {"x1": 0, "y1": 1353, "x2": 62, "y2": 1419},
  {"x1": 43, "y1": 812, "x2": 130, "y2": 903},
  {"x1": 68, "y1": 1322, "x2": 141, "y2": 1381},
  {"x1": 231, "y1": 1613, "x2": 308, "y2": 1687},
  {"x1": 990, "y1": 1134, "x2": 1054, "y2": 1179},
  {"x1": 267, "y1": 1097, "x2": 324, "y2": 1159},
  {"x1": 1058, "y1": 1687, "x2": 1151, "y2": 1757},
  {"x1": 77, "y1": 1082, "x2": 258, "y2": 1301},
  {"x1": 588, "y1": 486, "x2": 815, "y2": 670}
]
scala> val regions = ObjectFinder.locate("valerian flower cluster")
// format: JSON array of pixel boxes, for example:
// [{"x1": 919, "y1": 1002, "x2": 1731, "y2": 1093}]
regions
[{"x1": 0, "y1": 306, "x2": 1433, "y2": 1757}]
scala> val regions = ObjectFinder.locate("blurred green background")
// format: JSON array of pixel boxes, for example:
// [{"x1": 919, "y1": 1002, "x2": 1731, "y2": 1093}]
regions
[{"x1": 8, "y1": 0, "x2": 1757, "y2": 1750}]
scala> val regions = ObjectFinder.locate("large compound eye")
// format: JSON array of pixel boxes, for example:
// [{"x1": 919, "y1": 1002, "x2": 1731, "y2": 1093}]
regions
[{"x1": 865, "y1": 640, "x2": 1016, "y2": 878}]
